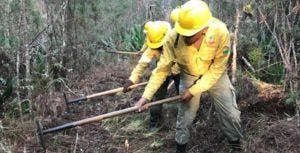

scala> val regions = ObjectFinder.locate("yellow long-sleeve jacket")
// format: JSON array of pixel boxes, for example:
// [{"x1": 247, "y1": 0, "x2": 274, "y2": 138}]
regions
[
  {"x1": 143, "y1": 18, "x2": 231, "y2": 100},
  {"x1": 129, "y1": 44, "x2": 180, "y2": 84}
]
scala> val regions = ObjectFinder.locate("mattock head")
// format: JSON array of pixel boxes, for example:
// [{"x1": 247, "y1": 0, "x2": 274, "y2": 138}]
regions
[{"x1": 35, "y1": 120, "x2": 45, "y2": 149}]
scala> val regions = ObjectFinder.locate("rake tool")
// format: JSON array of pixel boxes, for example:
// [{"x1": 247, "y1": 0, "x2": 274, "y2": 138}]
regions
[
  {"x1": 64, "y1": 82, "x2": 148, "y2": 105},
  {"x1": 36, "y1": 95, "x2": 181, "y2": 148}
]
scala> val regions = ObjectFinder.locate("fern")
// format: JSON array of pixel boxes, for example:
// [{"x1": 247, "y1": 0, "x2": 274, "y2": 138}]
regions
[
  {"x1": 100, "y1": 37, "x2": 117, "y2": 50},
  {"x1": 249, "y1": 46, "x2": 264, "y2": 68},
  {"x1": 124, "y1": 24, "x2": 145, "y2": 51},
  {"x1": 35, "y1": 52, "x2": 46, "y2": 74}
]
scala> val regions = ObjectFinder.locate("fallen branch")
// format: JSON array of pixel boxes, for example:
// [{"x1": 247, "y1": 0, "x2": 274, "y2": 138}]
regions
[
  {"x1": 254, "y1": 61, "x2": 282, "y2": 73},
  {"x1": 241, "y1": 56, "x2": 255, "y2": 72},
  {"x1": 73, "y1": 132, "x2": 79, "y2": 153},
  {"x1": 167, "y1": 80, "x2": 175, "y2": 91}
]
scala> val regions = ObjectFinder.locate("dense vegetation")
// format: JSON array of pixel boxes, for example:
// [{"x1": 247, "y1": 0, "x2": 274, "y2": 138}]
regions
[{"x1": 0, "y1": 0, "x2": 299, "y2": 152}]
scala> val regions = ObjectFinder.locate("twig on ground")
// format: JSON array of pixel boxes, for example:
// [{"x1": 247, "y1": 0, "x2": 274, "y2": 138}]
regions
[
  {"x1": 206, "y1": 103, "x2": 213, "y2": 120},
  {"x1": 167, "y1": 81, "x2": 175, "y2": 91},
  {"x1": 73, "y1": 132, "x2": 79, "y2": 153}
]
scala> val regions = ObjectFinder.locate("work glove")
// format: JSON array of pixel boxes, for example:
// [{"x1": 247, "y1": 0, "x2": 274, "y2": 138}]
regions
[
  {"x1": 181, "y1": 90, "x2": 193, "y2": 103},
  {"x1": 123, "y1": 79, "x2": 134, "y2": 93},
  {"x1": 135, "y1": 97, "x2": 150, "y2": 112}
]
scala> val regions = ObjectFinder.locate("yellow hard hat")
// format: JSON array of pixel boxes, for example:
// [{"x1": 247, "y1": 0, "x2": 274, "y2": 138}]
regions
[
  {"x1": 175, "y1": 0, "x2": 212, "y2": 36},
  {"x1": 170, "y1": 7, "x2": 180, "y2": 23},
  {"x1": 144, "y1": 21, "x2": 171, "y2": 49}
]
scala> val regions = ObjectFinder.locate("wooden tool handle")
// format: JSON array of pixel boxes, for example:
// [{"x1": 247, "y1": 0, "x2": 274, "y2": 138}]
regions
[
  {"x1": 74, "y1": 95, "x2": 181, "y2": 126},
  {"x1": 41, "y1": 96, "x2": 181, "y2": 134},
  {"x1": 86, "y1": 81, "x2": 147, "y2": 99},
  {"x1": 106, "y1": 50, "x2": 142, "y2": 55}
]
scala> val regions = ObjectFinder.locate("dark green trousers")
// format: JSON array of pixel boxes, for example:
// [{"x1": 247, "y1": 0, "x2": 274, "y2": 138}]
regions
[{"x1": 149, "y1": 74, "x2": 180, "y2": 125}]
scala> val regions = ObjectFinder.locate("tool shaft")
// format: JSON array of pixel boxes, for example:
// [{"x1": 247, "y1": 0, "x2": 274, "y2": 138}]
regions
[
  {"x1": 67, "y1": 82, "x2": 147, "y2": 104},
  {"x1": 87, "y1": 82, "x2": 147, "y2": 99},
  {"x1": 42, "y1": 96, "x2": 181, "y2": 134},
  {"x1": 106, "y1": 50, "x2": 142, "y2": 55}
]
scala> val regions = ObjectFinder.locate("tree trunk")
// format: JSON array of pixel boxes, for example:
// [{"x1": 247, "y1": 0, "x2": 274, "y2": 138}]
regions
[
  {"x1": 17, "y1": 0, "x2": 28, "y2": 118},
  {"x1": 3, "y1": 0, "x2": 11, "y2": 49},
  {"x1": 22, "y1": 0, "x2": 33, "y2": 115},
  {"x1": 62, "y1": 2, "x2": 67, "y2": 70},
  {"x1": 24, "y1": 1, "x2": 32, "y2": 112},
  {"x1": 208, "y1": 0, "x2": 215, "y2": 14},
  {"x1": 231, "y1": 0, "x2": 241, "y2": 84},
  {"x1": 256, "y1": 0, "x2": 299, "y2": 125},
  {"x1": 147, "y1": 1, "x2": 156, "y2": 20},
  {"x1": 44, "y1": 2, "x2": 51, "y2": 82},
  {"x1": 65, "y1": 0, "x2": 74, "y2": 69},
  {"x1": 218, "y1": 0, "x2": 223, "y2": 20},
  {"x1": 161, "y1": 0, "x2": 172, "y2": 21}
]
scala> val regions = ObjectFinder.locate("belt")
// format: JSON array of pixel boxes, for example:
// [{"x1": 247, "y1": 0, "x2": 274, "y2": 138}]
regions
[{"x1": 182, "y1": 71, "x2": 202, "y2": 79}]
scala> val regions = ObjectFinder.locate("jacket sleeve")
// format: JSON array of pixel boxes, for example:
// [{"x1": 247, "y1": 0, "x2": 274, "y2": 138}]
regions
[
  {"x1": 142, "y1": 30, "x2": 177, "y2": 100},
  {"x1": 139, "y1": 43, "x2": 148, "y2": 53},
  {"x1": 129, "y1": 48, "x2": 159, "y2": 84},
  {"x1": 188, "y1": 28, "x2": 231, "y2": 96},
  {"x1": 142, "y1": 47, "x2": 174, "y2": 100}
]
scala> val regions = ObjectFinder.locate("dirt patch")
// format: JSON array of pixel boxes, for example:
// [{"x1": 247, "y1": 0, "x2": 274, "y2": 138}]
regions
[
  {"x1": 237, "y1": 77, "x2": 293, "y2": 115},
  {"x1": 1, "y1": 63, "x2": 296, "y2": 153},
  {"x1": 28, "y1": 64, "x2": 142, "y2": 152},
  {"x1": 248, "y1": 120, "x2": 300, "y2": 153}
]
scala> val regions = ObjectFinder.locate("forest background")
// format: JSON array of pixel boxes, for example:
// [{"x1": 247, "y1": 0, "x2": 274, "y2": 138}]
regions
[{"x1": 0, "y1": 0, "x2": 299, "y2": 152}]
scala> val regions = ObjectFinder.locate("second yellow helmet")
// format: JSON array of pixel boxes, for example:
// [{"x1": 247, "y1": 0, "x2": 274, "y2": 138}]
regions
[
  {"x1": 144, "y1": 21, "x2": 171, "y2": 49},
  {"x1": 170, "y1": 7, "x2": 180, "y2": 23}
]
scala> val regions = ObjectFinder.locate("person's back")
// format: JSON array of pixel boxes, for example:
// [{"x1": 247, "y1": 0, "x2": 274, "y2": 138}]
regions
[
  {"x1": 135, "y1": 1, "x2": 243, "y2": 152},
  {"x1": 164, "y1": 17, "x2": 229, "y2": 77},
  {"x1": 123, "y1": 21, "x2": 181, "y2": 132}
]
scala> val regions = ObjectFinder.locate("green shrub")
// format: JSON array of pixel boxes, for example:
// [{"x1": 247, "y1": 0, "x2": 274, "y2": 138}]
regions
[
  {"x1": 249, "y1": 46, "x2": 264, "y2": 68},
  {"x1": 256, "y1": 63, "x2": 284, "y2": 84},
  {"x1": 0, "y1": 78, "x2": 15, "y2": 105},
  {"x1": 123, "y1": 24, "x2": 145, "y2": 51},
  {"x1": 284, "y1": 90, "x2": 300, "y2": 107}
]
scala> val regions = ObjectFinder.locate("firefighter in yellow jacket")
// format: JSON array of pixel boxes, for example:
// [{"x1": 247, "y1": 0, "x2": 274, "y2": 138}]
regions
[
  {"x1": 135, "y1": 1, "x2": 243, "y2": 152},
  {"x1": 123, "y1": 21, "x2": 180, "y2": 131}
]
